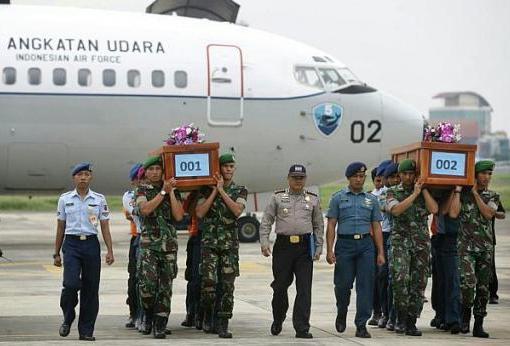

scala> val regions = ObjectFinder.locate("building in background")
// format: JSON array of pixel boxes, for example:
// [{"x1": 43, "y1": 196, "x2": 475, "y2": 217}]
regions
[{"x1": 429, "y1": 91, "x2": 509, "y2": 160}]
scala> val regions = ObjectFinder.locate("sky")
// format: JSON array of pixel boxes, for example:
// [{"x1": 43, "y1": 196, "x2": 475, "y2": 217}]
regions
[{"x1": 13, "y1": 0, "x2": 510, "y2": 135}]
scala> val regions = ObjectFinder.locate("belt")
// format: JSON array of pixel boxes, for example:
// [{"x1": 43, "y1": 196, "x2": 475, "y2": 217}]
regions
[
  {"x1": 276, "y1": 234, "x2": 310, "y2": 244},
  {"x1": 66, "y1": 234, "x2": 97, "y2": 240},
  {"x1": 337, "y1": 233, "x2": 370, "y2": 240}
]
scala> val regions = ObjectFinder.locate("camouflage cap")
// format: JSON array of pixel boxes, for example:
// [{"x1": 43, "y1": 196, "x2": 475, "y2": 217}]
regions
[
  {"x1": 219, "y1": 153, "x2": 235, "y2": 166},
  {"x1": 398, "y1": 159, "x2": 416, "y2": 173},
  {"x1": 475, "y1": 160, "x2": 495, "y2": 173}
]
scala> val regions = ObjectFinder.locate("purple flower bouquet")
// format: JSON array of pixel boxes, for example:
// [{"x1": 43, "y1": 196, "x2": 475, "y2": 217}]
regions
[
  {"x1": 423, "y1": 122, "x2": 461, "y2": 143},
  {"x1": 165, "y1": 123, "x2": 205, "y2": 145}
]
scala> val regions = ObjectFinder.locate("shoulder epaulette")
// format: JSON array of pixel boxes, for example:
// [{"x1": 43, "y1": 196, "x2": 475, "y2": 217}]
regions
[
  {"x1": 274, "y1": 189, "x2": 286, "y2": 194},
  {"x1": 306, "y1": 190, "x2": 318, "y2": 197}
]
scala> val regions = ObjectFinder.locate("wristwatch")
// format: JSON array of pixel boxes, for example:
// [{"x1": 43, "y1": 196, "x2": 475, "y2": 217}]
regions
[
  {"x1": 160, "y1": 190, "x2": 167, "y2": 196},
  {"x1": 53, "y1": 253, "x2": 60, "y2": 259}
]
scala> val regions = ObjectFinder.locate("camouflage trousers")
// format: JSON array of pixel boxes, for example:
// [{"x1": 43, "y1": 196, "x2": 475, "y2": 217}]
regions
[
  {"x1": 200, "y1": 246, "x2": 239, "y2": 319},
  {"x1": 459, "y1": 249, "x2": 492, "y2": 317},
  {"x1": 390, "y1": 235, "x2": 430, "y2": 318},
  {"x1": 138, "y1": 248, "x2": 177, "y2": 317}
]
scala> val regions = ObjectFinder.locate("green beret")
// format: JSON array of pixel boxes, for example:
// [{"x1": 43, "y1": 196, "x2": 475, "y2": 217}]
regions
[
  {"x1": 219, "y1": 153, "x2": 235, "y2": 166},
  {"x1": 398, "y1": 159, "x2": 416, "y2": 173},
  {"x1": 475, "y1": 160, "x2": 495, "y2": 174},
  {"x1": 143, "y1": 156, "x2": 162, "y2": 169}
]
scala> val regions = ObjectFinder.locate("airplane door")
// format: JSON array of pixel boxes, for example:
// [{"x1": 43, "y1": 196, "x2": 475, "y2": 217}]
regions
[
  {"x1": 207, "y1": 44, "x2": 244, "y2": 126},
  {"x1": 6, "y1": 143, "x2": 69, "y2": 191}
]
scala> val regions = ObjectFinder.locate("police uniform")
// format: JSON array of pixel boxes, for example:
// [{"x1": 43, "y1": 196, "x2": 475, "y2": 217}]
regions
[
  {"x1": 260, "y1": 164, "x2": 324, "y2": 338},
  {"x1": 327, "y1": 162, "x2": 382, "y2": 337},
  {"x1": 56, "y1": 163, "x2": 110, "y2": 339}
]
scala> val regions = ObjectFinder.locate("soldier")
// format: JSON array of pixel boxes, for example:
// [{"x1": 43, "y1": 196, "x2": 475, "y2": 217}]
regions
[
  {"x1": 259, "y1": 164, "x2": 324, "y2": 339},
  {"x1": 450, "y1": 160, "x2": 500, "y2": 338},
  {"x1": 386, "y1": 159, "x2": 438, "y2": 336},
  {"x1": 489, "y1": 200, "x2": 505, "y2": 304},
  {"x1": 326, "y1": 162, "x2": 385, "y2": 338},
  {"x1": 195, "y1": 153, "x2": 247, "y2": 338},
  {"x1": 122, "y1": 163, "x2": 143, "y2": 329},
  {"x1": 135, "y1": 156, "x2": 184, "y2": 339},
  {"x1": 53, "y1": 162, "x2": 114, "y2": 341}
]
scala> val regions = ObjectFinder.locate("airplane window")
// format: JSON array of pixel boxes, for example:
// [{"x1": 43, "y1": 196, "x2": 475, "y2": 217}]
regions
[
  {"x1": 294, "y1": 66, "x2": 323, "y2": 89},
  {"x1": 152, "y1": 70, "x2": 165, "y2": 88},
  {"x1": 318, "y1": 68, "x2": 346, "y2": 89},
  {"x1": 28, "y1": 68, "x2": 41, "y2": 85},
  {"x1": 53, "y1": 68, "x2": 66, "y2": 86},
  {"x1": 174, "y1": 71, "x2": 187, "y2": 88},
  {"x1": 337, "y1": 68, "x2": 360, "y2": 84},
  {"x1": 78, "y1": 69, "x2": 92, "y2": 87},
  {"x1": 103, "y1": 69, "x2": 116, "y2": 87},
  {"x1": 3, "y1": 67, "x2": 16, "y2": 85},
  {"x1": 128, "y1": 70, "x2": 141, "y2": 88}
]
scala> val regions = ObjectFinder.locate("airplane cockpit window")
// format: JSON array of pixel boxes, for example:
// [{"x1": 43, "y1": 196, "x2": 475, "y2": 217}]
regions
[
  {"x1": 174, "y1": 71, "x2": 187, "y2": 88},
  {"x1": 28, "y1": 68, "x2": 41, "y2": 85},
  {"x1": 318, "y1": 68, "x2": 346, "y2": 89},
  {"x1": 3, "y1": 67, "x2": 16, "y2": 85},
  {"x1": 53, "y1": 68, "x2": 66, "y2": 86},
  {"x1": 78, "y1": 69, "x2": 92, "y2": 87},
  {"x1": 294, "y1": 66, "x2": 323, "y2": 89},
  {"x1": 128, "y1": 70, "x2": 141, "y2": 88},
  {"x1": 103, "y1": 69, "x2": 116, "y2": 87},
  {"x1": 337, "y1": 68, "x2": 360, "y2": 85},
  {"x1": 152, "y1": 70, "x2": 165, "y2": 88}
]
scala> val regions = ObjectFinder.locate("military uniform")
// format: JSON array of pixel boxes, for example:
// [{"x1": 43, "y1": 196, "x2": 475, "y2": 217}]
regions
[
  {"x1": 458, "y1": 189, "x2": 499, "y2": 320},
  {"x1": 199, "y1": 182, "x2": 247, "y2": 322},
  {"x1": 386, "y1": 184, "x2": 431, "y2": 324},
  {"x1": 135, "y1": 183, "x2": 181, "y2": 327},
  {"x1": 260, "y1": 180, "x2": 324, "y2": 336}
]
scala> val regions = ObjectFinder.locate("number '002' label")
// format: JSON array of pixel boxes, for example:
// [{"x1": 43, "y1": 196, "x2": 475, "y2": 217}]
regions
[{"x1": 430, "y1": 151, "x2": 466, "y2": 176}]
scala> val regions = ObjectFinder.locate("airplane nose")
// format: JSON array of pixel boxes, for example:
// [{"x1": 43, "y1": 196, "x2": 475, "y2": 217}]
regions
[{"x1": 380, "y1": 91, "x2": 424, "y2": 156}]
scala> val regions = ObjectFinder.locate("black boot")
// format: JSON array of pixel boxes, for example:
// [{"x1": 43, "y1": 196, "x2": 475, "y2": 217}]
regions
[
  {"x1": 472, "y1": 316, "x2": 489, "y2": 338},
  {"x1": 142, "y1": 314, "x2": 153, "y2": 335},
  {"x1": 195, "y1": 309, "x2": 203, "y2": 330},
  {"x1": 335, "y1": 311, "x2": 347, "y2": 333},
  {"x1": 217, "y1": 318, "x2": 233, "y2": 338},
  {"x1": 202, "y1": 310, "x2": 214, "y2": 334},
  {"x1": 461, "y1": 306, "x2": 471, "y2": 334},
  {"x1": 181, "y1": 313, "x2": 195, "y2": 327},
  {"x1": 405, "y1": 316, "x2": 422, "y2": 336},
  {"x1": 153, "y1": 316, "x2": 167, "y2": 339},
  {"x1": 395, "y1": 311, "x2": 407, "y2": 334}
]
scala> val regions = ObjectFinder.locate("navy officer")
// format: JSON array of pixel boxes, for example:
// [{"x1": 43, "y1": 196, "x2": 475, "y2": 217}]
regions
[
  {"x1": 326, "y1": 162, "x2": 385, "y2": 338},
  {"x1": 53, "y1": 162, "x2": 114, "y2": 341}
]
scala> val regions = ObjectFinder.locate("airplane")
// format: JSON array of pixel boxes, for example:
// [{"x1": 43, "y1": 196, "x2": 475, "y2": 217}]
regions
[{"x1": 0, "y1": 4, "x2": 423, "y2": 241}]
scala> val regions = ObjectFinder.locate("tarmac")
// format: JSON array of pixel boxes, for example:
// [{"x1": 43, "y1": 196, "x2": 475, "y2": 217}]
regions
[{"x1": 0, "y1": 212, "x2": 509, "y2": 345}]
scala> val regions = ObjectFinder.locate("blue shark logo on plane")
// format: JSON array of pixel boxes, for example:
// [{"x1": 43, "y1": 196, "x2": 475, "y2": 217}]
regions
[{"x1": 312, "y1": 103, "x2": 343, "y2": 136}]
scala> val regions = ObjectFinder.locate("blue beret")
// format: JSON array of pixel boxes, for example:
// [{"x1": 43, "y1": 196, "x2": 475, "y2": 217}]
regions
[
  {"x1": 129, "y1": 163, "x2": 142, "y2": 181},
  {"x1": 376, "y1": 160, "x2": 393, "y2": 177},
  {"x1": 345, "y1": 161, "x2": 367, "y2": 178},
  {"x1": 383, "y1": 162, "x2": 399, "y2": 178},
  {"x1": 71, "y1": 162, "x2": 92, "y2": 176}
]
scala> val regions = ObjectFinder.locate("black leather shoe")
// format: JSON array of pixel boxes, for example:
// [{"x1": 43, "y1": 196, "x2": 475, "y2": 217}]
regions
[
  {"x1": 449, "y1": 322, "x2": 461, "y2": 334},
  {"x1": 181, "y1": 314, "x2": 194, "y2": 327},
  {"x1": 405, "y1": 316, "x2": 422, "y2": 336},
  {"x1": 295, "y1": 331, "x2": 313, "y2": 339},
  {"x1": 472, "y1": 317, "x2": 489, "y2": 338},
  {"x1": 386, "y1": 320, "x2": 395, "y2": 331},
  {"x1": 125, "y1": 317, "x2": 135, "y2": 329},
  {"x1": 217, "y1": 319, "x2": 233, "y2": 339},
  {"x1": 270, "y1": 321, "x2": 282, "y2": 336},
  {"x1": 59, "y1": 324, "x2": 70, "y2": 337},
  {"x1": 355, "y1": 326, "x2": 371, "y2": 338},
  {"x1": 489, "y1": 296, "x2": 499, "y2": 304},
  {"x1": 368, "y1": 314, "x2": 381, "y2": 326},
  {"x1": 335, "y1": 313, "x2": 346, "y2": 333},
  {"x1": 378, "y1": 316, "x2": 388, "y2": 328},
  {"x1": 79, "y1": 335, "x2": 96, "y2": 341},
  {"x1": 153, "y1": 316, "x2": 167, "y2": 339}
]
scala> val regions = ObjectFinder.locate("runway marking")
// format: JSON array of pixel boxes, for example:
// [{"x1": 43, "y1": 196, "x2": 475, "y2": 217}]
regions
[
  {"x1": 42, "y1": 265, "x2": 61, "y2": 274},
  {"x1": 239, "y1": 261, "x2": 267, "y2": 273}
]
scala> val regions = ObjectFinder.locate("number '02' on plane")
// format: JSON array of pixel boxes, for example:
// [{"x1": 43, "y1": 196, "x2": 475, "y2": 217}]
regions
[{"x1": 0, "y1": 5, "x2": 423, "y2": 213}]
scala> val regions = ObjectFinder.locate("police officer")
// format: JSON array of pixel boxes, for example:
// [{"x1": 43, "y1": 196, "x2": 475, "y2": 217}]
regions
[
  {"x1": 122, "y1": 163, "x2": 143, "y2": 329},
  {"x1": 196, "y1": 153, "x2": 248, "y2": 338},
  {"x1": 386, "y1": 159, "x2": 438, "y2": 336},
  {"x1": 326, "y1": 162, "x2": 385, "y2": 338},
  {"x1": 259, "y1": 164, "x2": 324, "y2": 339},
  {"x1": 135, "y1": 156, "x2": 184, "y2": 338},
  {"x1": 450, "y1": 160, "x2": 500, "y2": 338},
  {"x1": 53, "y1": 162, "x2": 114, "y2": 341}
]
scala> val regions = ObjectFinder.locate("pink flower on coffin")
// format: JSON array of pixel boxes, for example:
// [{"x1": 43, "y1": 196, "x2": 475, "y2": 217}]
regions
[{"x1": 165, "y1": 123, "x2": 206, "y2": 145}]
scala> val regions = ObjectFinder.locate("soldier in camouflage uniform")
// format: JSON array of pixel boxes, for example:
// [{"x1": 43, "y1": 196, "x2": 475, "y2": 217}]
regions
[
  {"x1": 135, "y1": 156, "x2": 184, "y2": 339},
  {"x1": 386, "y1": 159, "x2": 438, "y2": 336},
  {"x1": 196, "y1": 153, "x2": 248, "y2": 338},
  {"x1": 450, "y1": 160, "x2": 500, "y2": 338}
]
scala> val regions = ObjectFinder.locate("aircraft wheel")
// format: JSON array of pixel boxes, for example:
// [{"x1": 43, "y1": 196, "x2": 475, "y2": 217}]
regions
[{"x1": 237, "y1": 216, "x2": 259, "y2": 243}]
